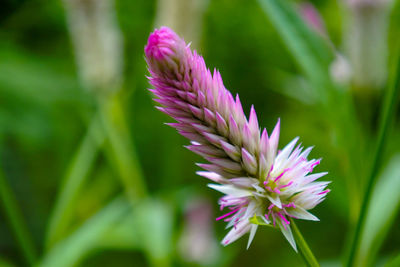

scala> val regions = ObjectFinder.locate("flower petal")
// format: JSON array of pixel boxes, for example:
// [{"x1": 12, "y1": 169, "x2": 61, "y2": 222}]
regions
[
  {"x1": 287, "y1": 207, "x2": 319, "y2": 221},
  {"x1": 267, "y1": 194, "x2": 282, "y2": 209},
  {"x1": 247, "y1": 224, "x2": 258, "y2": 249},
  {"x1": 221, "y1": 219, "x2": 252, "y2": 246},
  {"x1": 196, "y1": 171, "x2": 228, "y2": 184},
  {"x1": 278, "y1": 222, "x2": 297, "y2": 252},
  {"x1": 208, "y1": 184, "x2": 253, "y2": 198}
]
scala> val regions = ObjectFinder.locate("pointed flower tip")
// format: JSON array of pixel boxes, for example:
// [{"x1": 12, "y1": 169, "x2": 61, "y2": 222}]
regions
[
  {"x1": 222, "y1": 239, "x2": 230, "y2": 247},
  {"x1": 261, "y1": 128, "x2": 268, "y2": 137},
  {"x1": 144, "y1": 26, "x2": 180, "y2": 61},
  {"x1": 271, "y1": 118, "x2": 281, "y2": 136},
  {"x1": 235, "y1": 94, "x2": 240, "y2": 102},
  {"x1": 275, "y1": 118, "x2": 281, "y2": 128},
  {"x1": 249, "y1": 105, "x2": 259, "y2": 127}
]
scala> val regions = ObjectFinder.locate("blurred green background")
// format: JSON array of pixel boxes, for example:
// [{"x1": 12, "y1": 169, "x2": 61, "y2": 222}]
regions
[{"x1": 0, "y1": 0, "x2": 400, "y2": 266}]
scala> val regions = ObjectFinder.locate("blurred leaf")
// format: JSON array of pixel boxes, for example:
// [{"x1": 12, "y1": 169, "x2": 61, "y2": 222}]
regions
[
  {"x1": 96, "y1": 210, "x2": 140, "y2": 250},
  {"x1": 45, "y1": 116, "x2": 105, "y2": 249},
  {"x1": 348, "y1": 36, "x2": 400, "y2": 267},
  {"x1": 0, "y1": 42, "x2": 88, "y2": 106},
  {"x1": 320, "y1": 259, "x2": 342, "y2": 267},
  {"x1": 98, "y1": 198, "x2": 174, "y2": 267},
  {"x1": 40, "y1": 197, "x2": 130, "y2": 267},
  {"x1": 0, "y1": 42, "x2": 91, "y2": 144},
  {"x1": 355, "y1": 154, "x2": 400, "y2": 266},
  {"x1": 257, "y1": 0, "x2": 334, "y2": 100},
  {"x1": 136, "y1": 199, "x2": 173, "y2": 267},
  {"x1": 385, "y1": 253, "x2": 400, "y2": 267},
  {"x1": 0, "y1": 258, "x2": 16, "y2": 267},
  {"x1": 0, "y1": 164, "x2": 37, "y2": 265},
  {"x1": 279, "y1": 71, "x2": 317, "y2": 104}
]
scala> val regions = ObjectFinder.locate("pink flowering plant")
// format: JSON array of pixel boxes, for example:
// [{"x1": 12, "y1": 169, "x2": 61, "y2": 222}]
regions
[
  {"x1": 3, "y1": 1, "x2": 400, "y2": 266},
  {"x1": 145, "y1": 27, "x2": 330, "y2": 253}
]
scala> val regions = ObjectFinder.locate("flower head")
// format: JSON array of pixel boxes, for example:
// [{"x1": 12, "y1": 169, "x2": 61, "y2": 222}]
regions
[{"x1": 145, "y1": 26, "x2": 330, "y2": 250}]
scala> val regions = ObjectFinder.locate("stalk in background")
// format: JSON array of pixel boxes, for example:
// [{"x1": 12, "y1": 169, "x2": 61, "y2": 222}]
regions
[
  {"x1": 344, "y1": 0, "x2": 394, "y2": 92},
  {"x1": 154, "y1": 0, "x2": 209, "y2": 48},
  {"x1": 62, "y1": 0, "x2": 123, "y2": 92},
  {"x1": 346, "y1": 37, "x2": 400, "y2": 267},
  {"x1": 61, "y1": 0, "x2": 147, "y2": 199},
  {"x1": 47, "y1": 0, "x2": 147, "y2": 248}
]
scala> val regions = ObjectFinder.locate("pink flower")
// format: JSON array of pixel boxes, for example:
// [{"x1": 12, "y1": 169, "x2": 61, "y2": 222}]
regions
[{"x1": 145, "y1": 26, "x2": 330, "y2": 250}]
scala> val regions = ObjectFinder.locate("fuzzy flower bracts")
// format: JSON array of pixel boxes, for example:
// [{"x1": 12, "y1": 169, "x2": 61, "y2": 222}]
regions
[{"x1": 145, "y1": 27, "x2": 330, "y2": 250}]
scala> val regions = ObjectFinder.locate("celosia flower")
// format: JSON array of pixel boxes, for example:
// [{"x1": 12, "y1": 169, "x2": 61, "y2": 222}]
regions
[{"x1": 145, "y1": 26, "x2": 330, "y2": 251}]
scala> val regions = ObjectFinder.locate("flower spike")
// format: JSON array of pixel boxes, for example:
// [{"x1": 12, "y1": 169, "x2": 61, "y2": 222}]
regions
[{"x1": 145, "y1": 26, "x2": 330, "y2": 250}]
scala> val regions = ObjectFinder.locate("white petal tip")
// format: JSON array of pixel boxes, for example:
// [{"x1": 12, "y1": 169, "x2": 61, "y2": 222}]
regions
[{"x1": 246, "y1": 225, "x2": 258, "y2": 249}]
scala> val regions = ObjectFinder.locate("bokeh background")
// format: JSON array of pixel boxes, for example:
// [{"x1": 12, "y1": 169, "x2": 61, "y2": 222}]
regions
[{"x1": 1, "y1": 0, "x2": 400, "y2": 266}]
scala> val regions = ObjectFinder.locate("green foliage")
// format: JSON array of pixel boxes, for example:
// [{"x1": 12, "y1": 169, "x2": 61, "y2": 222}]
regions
[
  {"x1": 385, "y1": 253, "x2": 400, "y2": 267},
  {"x1": 258, "y1": 0, "x2": 334, "y2": 101},
  {"x1": 355, "y1": 155, "x2": 400, "y2": 266},
  {"x1": 40, "y1": 197, "x2": 130, "y2": 267},
  {"x1": 46, "y1": 116, "x2": 105, "y2": 248},
  {"x1": 0, "y1": 164, "x2": 36, "y2": 265}
]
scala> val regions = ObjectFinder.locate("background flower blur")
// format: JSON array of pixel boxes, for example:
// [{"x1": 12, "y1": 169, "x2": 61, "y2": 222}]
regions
[{"x1": 0, "y1": 0, "x2": 400, "y2": 267}]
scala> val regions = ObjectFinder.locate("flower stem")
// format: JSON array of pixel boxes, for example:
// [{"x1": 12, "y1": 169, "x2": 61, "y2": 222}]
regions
[
  {"x1": 290, "y1": 219, "x2": 320, "y2": 267},
  {"x1": 346, "y1": 41, "x2": 400, "y2": 267},
  {"x1": 0, "y1": 163, "x2": 37, "y2": 265}
]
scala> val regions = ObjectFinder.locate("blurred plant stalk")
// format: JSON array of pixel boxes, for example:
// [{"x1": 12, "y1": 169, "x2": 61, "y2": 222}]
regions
[
  {"x1": 298, "y1": 1, "x2": 363, "y2": 223},
  {"x1": 46, "y1": 0, "x2": 147, "y2": 249},
  {"x1": 96, "y1": 92, "x2": 147, "y2": 201},
  {"x1": 344, "y1": 0, "x2": 393, "y2": 92},
  {"x1": 346, "y1": 36, "x2": 400, "y2": 267},
  {"x1": 62, "y1": 0, "x2": 147, "y2": 198},
  {"x1": 41, "y1": 196, "x2": 130, "y2": 267},
  {"x1": 154, "y1": 0, "x2": 209, "y2": 48},
  {"x1": 299, "y1": 1, "x2": 400, "y2": 264},
  {"x1": 342, "y1": 0, "x2": 395, "y2": 224},
  {"x1": 62, "y1": 0, "x2": 123, "y2": 92}
]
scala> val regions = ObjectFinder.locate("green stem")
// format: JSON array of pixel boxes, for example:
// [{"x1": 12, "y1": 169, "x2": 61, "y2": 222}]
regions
[
  {"x1": 45, "y1": 115, "x2": 105, "y2": 249},
  {"x1": 97, "y1": 92, "x2": 148, "y2": 201},
  {"x1": 346, "y1": 42, "x2": 400, "y2": 267},
  {"x1": 327, "y1": 90, "x2": 363, "y2": 223},
  {"x1": 290, "y1": 219, "x2": 320, "y2": 267},
  {"x1": 0, "y1": 163, "x2": 37, "y2": 265}
]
